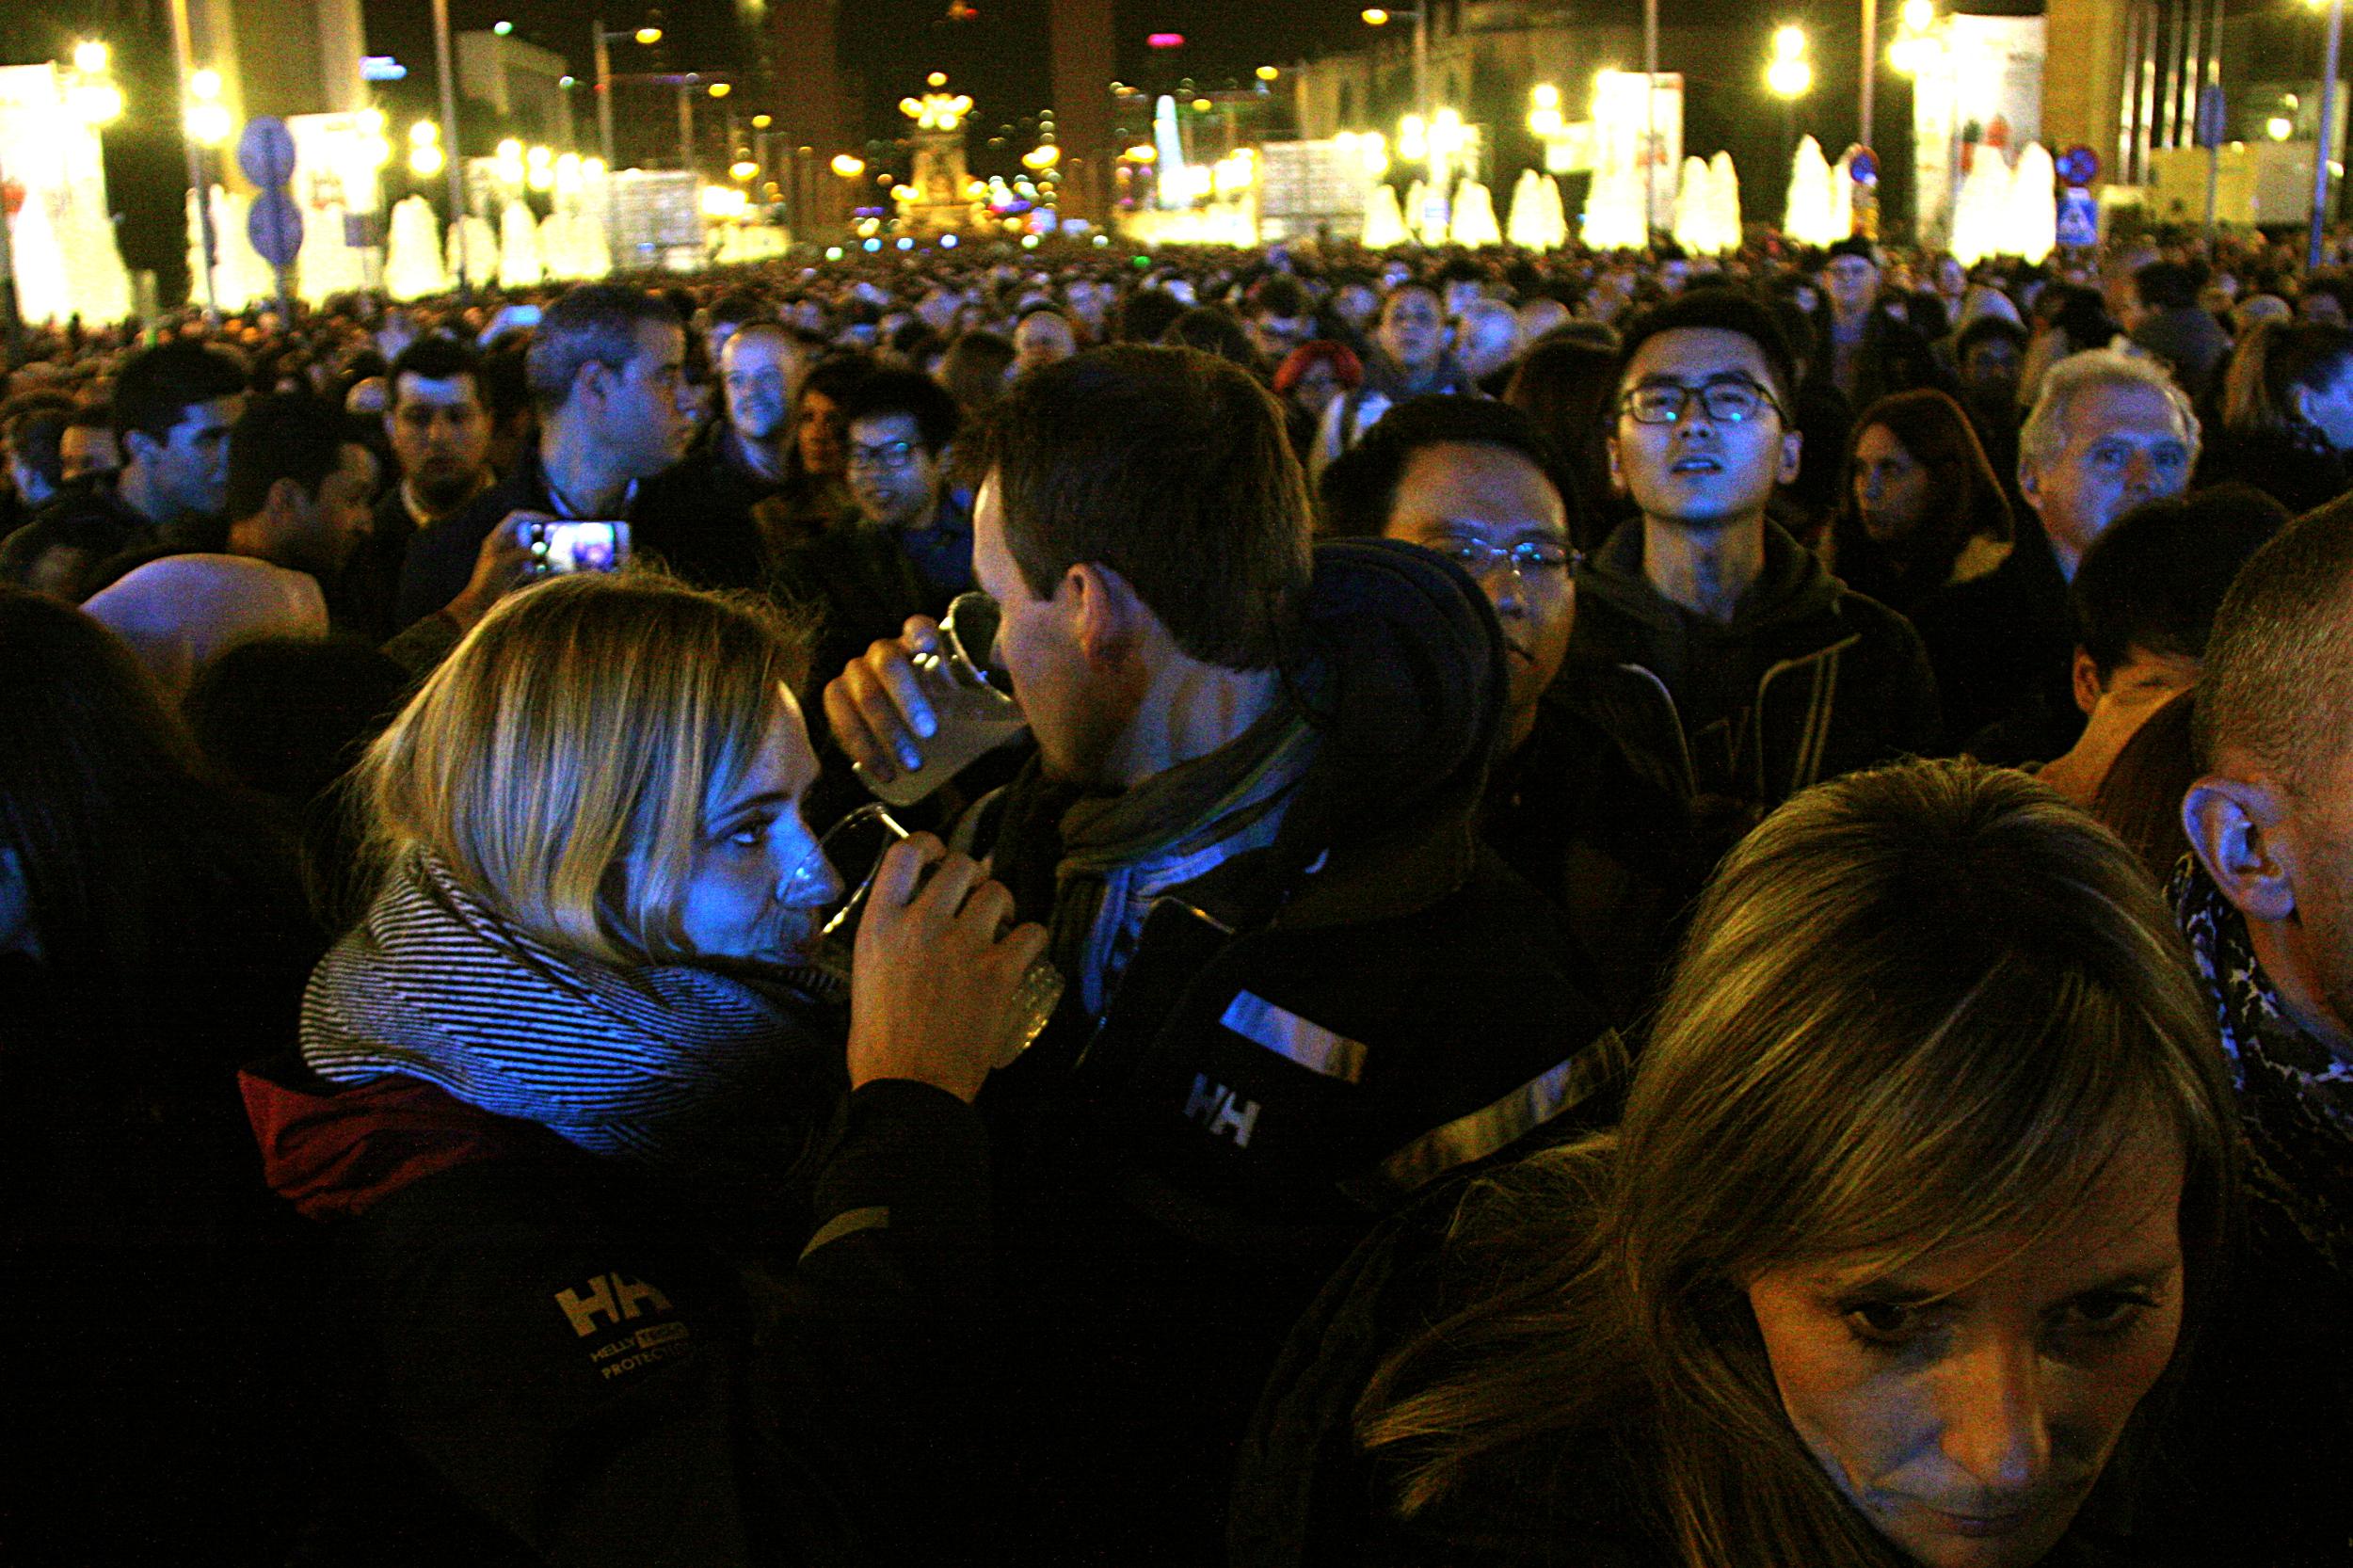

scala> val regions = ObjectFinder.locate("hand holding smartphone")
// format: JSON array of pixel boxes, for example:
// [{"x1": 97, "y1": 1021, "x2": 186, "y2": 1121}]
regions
[{"x1": 526, "y1": 520, "x2": 631, "y2": 576}]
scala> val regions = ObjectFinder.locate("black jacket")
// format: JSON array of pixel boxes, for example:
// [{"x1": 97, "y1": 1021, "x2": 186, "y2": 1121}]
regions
[
  {"x1": 395, "y1": 448, "x2": 717, "y2": 629},
  {"x1": 241, "y1": 1061, "x2": 1000, "y2": 1567},
  {"x1": 1910, "y1": 520, "x2": 2081, "y2": 759},
  {"x1": 629, "y1": 427, "x2": 787, "y2": 593},
  {"x1": 1560, "y1": 519, "x2": 1943, "y2": 824},
  {"x1": 962, "y1": 538, "x2": 1628, "y2": 1563}
]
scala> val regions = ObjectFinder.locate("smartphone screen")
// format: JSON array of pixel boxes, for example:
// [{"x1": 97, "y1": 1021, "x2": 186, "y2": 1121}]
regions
[{"x1": 530, "y1": 521, "x2": 630, "y2": 575}]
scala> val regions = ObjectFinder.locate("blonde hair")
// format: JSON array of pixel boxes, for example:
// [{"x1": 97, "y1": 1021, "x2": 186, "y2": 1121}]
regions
[
  {"x1": 353, "y1": 573, "x2": 808, "y2": 967},
  {"x1": 1359, "y1": 760, "x2": 2236, "y2": 1566}
]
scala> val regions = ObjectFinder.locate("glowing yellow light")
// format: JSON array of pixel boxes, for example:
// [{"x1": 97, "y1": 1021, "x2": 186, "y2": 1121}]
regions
[
  {"x1": 526, "y1": 164, "x2": 552, "y2": 191},
  {"x1": 526, "y1": 143, "x2": 552, "y2": 168},
  {"x1": 634, "y1": 25, "x2": 662, "y2": 44},
  {"x1": 1767, "y1": 56, "x2": 1813, "y2": 97},
  {"x1": 1772, "y1": 24, "x2": 1807, "y2": 59},
  {"x1": 497, "y1": 137, "x2": 523, "y2": 161},
  {"x1": 74, "y1": 40, "x2": 110, "y2": 76},
  {"x1": 709, "y1": 81, "x2": 729, "y2": 97},
  {"x1": 1022, "y1": 143, "x2": 1061, "y2": 168},
  {"x1": 1192, "y1": 96, "x2": 1212, "y2": 112},
  {"x1": 928, "y1": 71, "x2": 949, "y2": 87},
  {"x1": 856, "y1": 216, "x2": 881, "y2": 235},
  {"x1": 731, "y1": 158, "x2": 759, "y2": 179},
  {"x1": 1398, "y1": 112, "x2": 1427, "y2": 160},
  {"x1": 1362, "y1": 8, "x2": 1390, "y2": 23},
  {"x1": 556, "y1": 152, "x2": 583, "y2": 193},
  {"x1": 360, "y1": 107, "x2": 386, "y2": 135},
  {"x1": 1529, "y1": 105, "x2": 1562, "y2": 136},
  {"x1": 831, "y1": 152, "x2": 865, "y2": 176},
  {"x1": 1124, "y1": 143, "x2": 1157, "y2": 162},
  {"x1": 365, "y1": 135, "x2": 392, "y2": 168},
  {"x1": 186, "y1": 103, "x2": 232, "y2": 144},
  {"x1": 190, "y1": 68, "x2": 222, "y2": 101},
  {"x1": 69, "y1": 83, "x2": 123, "y2": 125},
  {"x1": 2269, "y1": 115, "x2": 2295, "y2": 139},
  {"x1": 701, "y1": 184, "x2": 748, "y2": 216},
  {"x1": 1902, "y1": 0, "x2": 1934, "y2": 28},
  {"x1": 408, "y1": 144, "x2": 445, "y2": 176},
  {"x1": 1256, "y1": 65, "x2": 1279, "y2": 81},
  {"x1": 584, "y1": 156, "x2": 607, "y2": 178},
  {"x1": 411, "y1": 120, "x2": 438, "y2": 145},
  {"x1": 752, "y1": 113, "x2": 772, "y2": 128},
  {"x1": 1532, "y1": 82, "x2": 1560, "y2": 111}
]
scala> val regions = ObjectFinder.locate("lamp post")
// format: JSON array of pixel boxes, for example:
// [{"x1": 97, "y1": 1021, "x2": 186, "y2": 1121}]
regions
[
  {"x1": 164, "y1": 0, "x2": 222, "y2": 321},
  {"x1": 1361, "y1": 9, "x2": 1430, "y2": 167},
  {"x1": 592, "y1": 21, "x2": 663, "y2": 175},
  {"x1": 431, "y1": 0, "x2": 472, "y2": 294},
  {"x1": 1860, "y1": 0, "x2": 1880, "y2": 152},
  {"x1": 2314, "y1": 0, "x2": 2345, "y2": 267}
]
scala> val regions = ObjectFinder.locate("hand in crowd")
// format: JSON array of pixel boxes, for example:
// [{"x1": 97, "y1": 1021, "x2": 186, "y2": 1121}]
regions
[
  {"x1": 441, "y1": 510, "x2": 543, "y2": 632},
  {"x1": 846, "y1": 830, "x2": 1047, "y2": 1102},
  {"x1": 824, "y1": 615, "x2": 946, "y2": 785}
]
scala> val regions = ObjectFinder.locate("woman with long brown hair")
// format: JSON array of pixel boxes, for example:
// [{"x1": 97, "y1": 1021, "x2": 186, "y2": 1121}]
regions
[
  {"x1": 1236, "y1": 760, "x2": 2237, "y2": 1568},
  {"x1": 1829, "y1": 387, "x2": 2015, "y2": 621}
]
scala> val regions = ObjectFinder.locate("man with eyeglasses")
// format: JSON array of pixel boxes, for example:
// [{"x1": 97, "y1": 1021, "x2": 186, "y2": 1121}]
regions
[
  {"x1": 1320, "y1": 396, "x2": 1705, "y2": 1018},
  {"x1": 775, "y1": 370, "x2": 974, "y2": 790},
  {"x1": 629, "y1": 321, "x2": 810, "y2": 593},
  {"x1": 1561, "y1": 290, "x2": 1940, "y2": 840}
]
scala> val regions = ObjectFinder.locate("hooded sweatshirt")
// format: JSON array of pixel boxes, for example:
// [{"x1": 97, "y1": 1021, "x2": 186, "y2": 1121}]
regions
[{"x1": 1562, "y1": 518, "x2": 1943, "y2": 817}]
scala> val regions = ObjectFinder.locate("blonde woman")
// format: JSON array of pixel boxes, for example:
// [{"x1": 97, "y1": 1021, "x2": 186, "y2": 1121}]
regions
[
  {"x1": 243, "y1": 572, "x2": 1044, "y2": 1561},
  {"x1": 1235, "y1": 760, "x2": 2236, "y2": 1568}
]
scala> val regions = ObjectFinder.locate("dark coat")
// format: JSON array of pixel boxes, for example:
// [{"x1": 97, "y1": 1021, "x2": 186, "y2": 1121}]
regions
[
  {"x1": 963, "y1": 539, "x2": 1628, "y2": 1564},
  {"x1": 240, "y1": 1061, "x2": 1001, "y2": 1567},
  {"x1": 1560, "y1": 519, "x2": 1944, "y2": 824}
]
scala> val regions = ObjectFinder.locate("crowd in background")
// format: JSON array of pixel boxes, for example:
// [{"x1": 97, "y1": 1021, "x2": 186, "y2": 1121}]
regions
[{"x1": 7, "y1": 222, "x2": 2353, "y2": 1565}]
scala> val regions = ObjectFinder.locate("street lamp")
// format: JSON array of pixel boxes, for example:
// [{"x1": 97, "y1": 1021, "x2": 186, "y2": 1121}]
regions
[{"x1": 592, "y1": 18, "x2": 663, "y2": 177}]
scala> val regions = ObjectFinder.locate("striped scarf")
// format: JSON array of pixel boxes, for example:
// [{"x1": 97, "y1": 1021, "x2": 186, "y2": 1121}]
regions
[{"x1": 303, "y1": 851, "x2": 842, "y2": 1185}]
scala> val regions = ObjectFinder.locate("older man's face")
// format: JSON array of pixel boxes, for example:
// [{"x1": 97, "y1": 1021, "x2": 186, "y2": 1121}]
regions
[{"x1": 2023, "y1": 383, "x2": 2194, "y2": 570}]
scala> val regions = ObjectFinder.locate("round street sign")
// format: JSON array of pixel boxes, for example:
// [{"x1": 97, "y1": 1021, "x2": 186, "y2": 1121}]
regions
[
  {"x1": 1850, "y1": 148, "x2": 1879, "y2": 184},
  {"x1": 248, "y1": 187, "x2": 304, "y2": 268},
  {"x1": 237, "y1": 115, "x2": 298, "y2": 188},
  {"x1": 2055, "y1": 145, "x2": 2101, "y2": 187}
]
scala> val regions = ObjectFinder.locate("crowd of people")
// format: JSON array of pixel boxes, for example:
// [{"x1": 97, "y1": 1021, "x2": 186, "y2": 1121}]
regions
[{"x1": 5, "y1": 223, "x2": 2353, "y2": 1565}]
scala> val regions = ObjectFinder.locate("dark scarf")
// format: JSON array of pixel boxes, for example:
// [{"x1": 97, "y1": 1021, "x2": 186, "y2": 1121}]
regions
[
  {"x1": 2173, "y1": 856, "x2": 2353, "y2": 1281},
  {"x1": 1045, "y1": 702, "x2": 1318, "y2": 1016}
]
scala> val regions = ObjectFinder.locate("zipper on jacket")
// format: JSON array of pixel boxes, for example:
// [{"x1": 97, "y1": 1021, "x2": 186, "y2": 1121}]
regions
[
  {"x1": 1615, "y1": 663, "x2": 1701, "y2": 804},
  {"x1": 1752, "y1": 633, "x2": 1861, "y2": 799}
]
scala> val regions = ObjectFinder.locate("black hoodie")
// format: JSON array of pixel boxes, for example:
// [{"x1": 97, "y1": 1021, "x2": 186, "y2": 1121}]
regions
[
  {"x1": 962, "y1": 538, "x2": 1628, "y2": 1565},
  {"x1": 1561, "y1": 518, "x2": 1943, "y2": 822}
]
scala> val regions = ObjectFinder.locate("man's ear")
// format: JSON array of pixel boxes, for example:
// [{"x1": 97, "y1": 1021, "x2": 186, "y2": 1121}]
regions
[
  {"x1": 1778, "y1": 428, "x2": 1802, "y2": 487},
  {"x1": 1606, "y1": 433, "x2": 1627, "y2": 496},
  {"x1": 2072, "y1": 647, "x2": 2104, "y2": 715},
  {"x1": 2185, "y1": 774, "x2": 2299, "y2": 924},
  {"x1": 571, "y1": 359, "x2": 614, "y2": 415},
  {"x1": 1064, "y1": 560, "x2": 1144, "y2": 669},
  {"x1": 2017, "y1": 453, "x2": 2043, "y2": 513}
]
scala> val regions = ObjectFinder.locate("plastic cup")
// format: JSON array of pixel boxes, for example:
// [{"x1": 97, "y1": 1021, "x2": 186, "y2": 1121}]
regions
[{"x1": 852, "y1": 591, "x2": 1030, "y2": 808}]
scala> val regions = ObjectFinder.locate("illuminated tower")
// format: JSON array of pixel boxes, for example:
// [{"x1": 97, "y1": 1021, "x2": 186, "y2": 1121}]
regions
[{"x1": 898, "y1": 77, "x2": 977, "y2": 234}]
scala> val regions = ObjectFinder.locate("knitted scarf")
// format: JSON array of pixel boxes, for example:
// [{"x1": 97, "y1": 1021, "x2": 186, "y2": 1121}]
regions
[{"x1": 303, "y1": 851, "x2": 843, "y2": 1188}]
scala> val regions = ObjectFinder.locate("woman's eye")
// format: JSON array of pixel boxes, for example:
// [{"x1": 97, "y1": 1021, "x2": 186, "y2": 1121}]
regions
[
  {"x1": 1842, "y1": 1301, "x2": 1920, "y2": 1344},
  {"x1": 725, "y1": 819, "x2": 771, "y2": 848},
  {"x1": 2062, "y1": 1290, "x2": 2154, "y2": 1335}
]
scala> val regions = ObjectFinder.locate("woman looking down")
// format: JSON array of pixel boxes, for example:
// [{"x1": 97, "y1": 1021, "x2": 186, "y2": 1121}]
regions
[{"x1": 1236, "y1": 760, "x2": 2236, "y2": 1568}]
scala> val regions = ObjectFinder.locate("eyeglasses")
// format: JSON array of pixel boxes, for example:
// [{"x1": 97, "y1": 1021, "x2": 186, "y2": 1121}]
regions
[
  {"x1": 1619, "y1": 378, "x2": 1785, "y2": 427},
  {"x1": 845, "y1": 439, "x2": 923, "y2": 472},
  {"x1": 1433, "y1": 538, "x2": 1582, "y2": 583}
]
